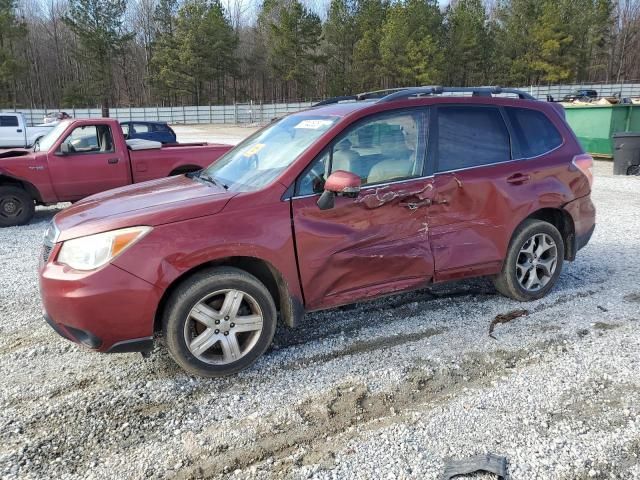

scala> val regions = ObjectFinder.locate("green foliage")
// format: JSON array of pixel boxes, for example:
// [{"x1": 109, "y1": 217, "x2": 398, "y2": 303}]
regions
[
  {"x1": 0, "y1": 0, "x2": 26, "y2": 106},
  {"x1": 351, "y1": 0, "x2": 388, "y2": 90},
  {"x1": 494, "y1": 0, "x2": 615, "y2": 84},
  {"x1": 380, "y1": 0, "x2": 443, "y2": 87},
  {"x1": 323, "y1": 0, "x2": 358, "y2": 95},
  {"x1": 151, "y1": 0, "x2": 238, "y2": 104},
  {"x1": 5, "y1": 0, "x2": 621, "y2": 106},
  {"x1": 443, "y1": 0, "x2": 492, "y2": 85},
  {"x1": 63, "y1": 0, "x2": 134, "y2": 107},
  {"x1": 259, "y1": 0, "x2": 323, "y2": 99}
]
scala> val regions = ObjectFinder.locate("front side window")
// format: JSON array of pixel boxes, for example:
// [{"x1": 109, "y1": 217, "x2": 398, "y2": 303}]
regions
[
  {"x1": 201, "y1": 114, "x2": 339, "y2": 192},
  {"x1": 436, "y1": 106, "x2": 511, "y2": 172},
  {"x1": 60, "y1": 125, "x2": 114, "y2": 154},
  {"x1": 297, "y1": 110, "x2": 425, "y2": 196},
  {"x1": 506, "y1": 107, "x2": 563, "y2": 158}
]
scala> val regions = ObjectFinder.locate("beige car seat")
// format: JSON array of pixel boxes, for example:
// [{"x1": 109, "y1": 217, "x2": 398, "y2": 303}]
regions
[
  {"x1": 367, "y1": 129, "x2": 414, "y2": 184},
  {"x1": 332, "y1": 138, "x2": 360, "y2": 173}
]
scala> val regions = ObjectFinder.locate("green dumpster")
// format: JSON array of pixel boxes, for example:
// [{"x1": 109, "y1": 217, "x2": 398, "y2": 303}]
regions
[{"x1": 563, "y1": 104, "x2": 640, "y2": 157}]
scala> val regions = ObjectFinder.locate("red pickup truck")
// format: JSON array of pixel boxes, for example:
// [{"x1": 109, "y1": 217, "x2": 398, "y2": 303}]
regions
[{"x1": 0, "y1": 118, "x2": 232, "y2": 227}]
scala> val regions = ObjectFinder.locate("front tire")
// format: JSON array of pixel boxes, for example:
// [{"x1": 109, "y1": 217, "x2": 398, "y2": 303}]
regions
[
  {"x1": 493, "y1": 219, "x2": 564, "y2": 301},
  {"x1": 163, "y1": 267, "x2": 277, "y2": 377},
  {"x1": 0, "y1": 186, "x2": 35, "y2": 227}
]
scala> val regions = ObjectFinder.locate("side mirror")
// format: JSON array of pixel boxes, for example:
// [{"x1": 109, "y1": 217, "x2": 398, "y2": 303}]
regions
[
  {"x1": 317, "y1": 170, "x2": 361, "y2": 210},
  {"x1": 59, "y1": 143, "x2": 70, "y2": 155}
]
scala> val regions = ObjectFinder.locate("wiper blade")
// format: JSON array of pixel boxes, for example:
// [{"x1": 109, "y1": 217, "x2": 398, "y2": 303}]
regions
[{"x1": 194, "y1": 171, "x2": 229, "y2": 189}]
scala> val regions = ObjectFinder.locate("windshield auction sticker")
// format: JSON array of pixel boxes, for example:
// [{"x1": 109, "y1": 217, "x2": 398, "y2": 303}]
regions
[
  {"x1": 294, "y1": 119, "x2": 334, "y2": 130},
  {"x1": 242, "y1": 143, "x2": 266, "y2": 157}
]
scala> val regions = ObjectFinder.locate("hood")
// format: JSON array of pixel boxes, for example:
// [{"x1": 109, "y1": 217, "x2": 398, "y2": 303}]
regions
[
  {"x1": 54, "y1": 174, "x2": 235, "y2": 241},
  {"x1": 0, "y1": 148, "x2": 34, "y2": 159}
]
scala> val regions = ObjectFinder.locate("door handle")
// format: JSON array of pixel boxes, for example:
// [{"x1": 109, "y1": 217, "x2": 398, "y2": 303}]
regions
[
  {"x1": 17, "y1": 129, "x2": 22, "y2": 133},
  {"x1": 506, "y1": 173, "x2": 530, "y2": 184},
  {"x1": 107, "y1": 158, "x2": 119, "y2": 164}
]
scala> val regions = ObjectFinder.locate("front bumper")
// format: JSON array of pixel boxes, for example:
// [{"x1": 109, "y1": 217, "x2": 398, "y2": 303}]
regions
[{"x1": 39, "y1": 257, "x2": 162, "y2": 353}]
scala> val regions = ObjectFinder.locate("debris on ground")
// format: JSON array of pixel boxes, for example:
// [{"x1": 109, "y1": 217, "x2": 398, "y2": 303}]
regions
[
  {"x1": 441, "y1": 453, "x2": 509, "y2": 479},
  {"x1": 489, "y1": 309, "x2": 529, "y2": 339}
]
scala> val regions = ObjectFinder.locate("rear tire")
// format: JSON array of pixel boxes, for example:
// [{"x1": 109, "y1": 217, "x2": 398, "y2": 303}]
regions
[
  {"x1": 0, "y1": 186, "x2": 35, "y2": 227},
  {"x1": 163, "y1": 267, "x2": 277, "y2": 377},
  {"x1": 627, "y1": 164, "x2": 640, "y2": 176},
  {"x1": 493, "y1": 219, "x2": 564, "y2": 301}
]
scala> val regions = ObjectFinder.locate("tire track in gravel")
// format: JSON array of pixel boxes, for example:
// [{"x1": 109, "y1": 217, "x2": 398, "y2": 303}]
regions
[
  {"x1": 273, "y1": 281, "x2": 496, "y2": 350},
  {"x1": 279, "y1": 327, "x2": 446, "y2": 371},
  {"x1": 175, "y1": 337, "x2": 572, "y2": 479}
]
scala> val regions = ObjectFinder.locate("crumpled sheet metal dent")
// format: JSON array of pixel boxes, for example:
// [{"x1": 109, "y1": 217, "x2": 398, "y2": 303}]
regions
[{"x1": 355, "y1": 182, "x2": 434, "y2": 209}]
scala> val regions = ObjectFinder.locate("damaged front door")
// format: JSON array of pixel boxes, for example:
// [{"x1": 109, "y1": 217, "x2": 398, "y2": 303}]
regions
[{"x1": 291, "y1": 109, "x2": 435, "y2": 310}]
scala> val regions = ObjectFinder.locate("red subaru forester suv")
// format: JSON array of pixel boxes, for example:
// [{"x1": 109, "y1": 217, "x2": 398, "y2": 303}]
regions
[{"x1": 39, "y1": 87, "x2": 595, "y2": 377}]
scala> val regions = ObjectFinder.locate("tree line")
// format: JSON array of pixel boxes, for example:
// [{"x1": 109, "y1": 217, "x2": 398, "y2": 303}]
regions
[{"x1": 1, "y1": 0, "x2": 639, "y2": 109}]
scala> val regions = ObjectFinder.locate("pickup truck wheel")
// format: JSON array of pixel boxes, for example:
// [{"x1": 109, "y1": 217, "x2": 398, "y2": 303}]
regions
[
  {"x1": 493, "y1": 219, "x2": 564, "y2": 301},
  {"x1": 0, "y1": 186, "x2": 35, "y2": 227},
  {"x1": 163, "y1": 267, "x2": 277, "y2": 377}
]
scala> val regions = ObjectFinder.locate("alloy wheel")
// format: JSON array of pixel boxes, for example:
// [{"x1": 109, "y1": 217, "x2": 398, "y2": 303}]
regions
[
  {"x1": 516, "y1": 233, "x2": 558, "y2": 292},
  {"x1": 183, "y1": 289, "x2": 264, "y2": 365}
]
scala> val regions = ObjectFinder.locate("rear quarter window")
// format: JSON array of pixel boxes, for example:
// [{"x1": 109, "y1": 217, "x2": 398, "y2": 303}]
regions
[
  {"x1": 0, "y1": 115, "x2": 19, "y2": 127},
  {"x1": 506, "y1": 107, "x2": 563, "y2": 158}
]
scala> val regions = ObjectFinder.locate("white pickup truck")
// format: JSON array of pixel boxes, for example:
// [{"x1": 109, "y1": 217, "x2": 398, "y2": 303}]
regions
[{"x1": 0, "y1": 113, "x2": 55, "y2": 148}]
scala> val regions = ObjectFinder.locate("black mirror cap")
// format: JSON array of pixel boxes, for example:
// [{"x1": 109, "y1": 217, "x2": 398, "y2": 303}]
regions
[{"x1": 317, "y1": 190, "x2": 335, "y2": 210}]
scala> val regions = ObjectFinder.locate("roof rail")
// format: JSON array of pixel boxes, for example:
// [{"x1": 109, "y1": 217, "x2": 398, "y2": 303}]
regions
[
  {"x1": 313, "y1": 86, "x2": 536, "y2": 107},
  {"x1": 313, "y1": 88, "x2": 412, "y2": 107},
  {"x1": 377, "y1": 86, "x2": 536, "y2": 102}
]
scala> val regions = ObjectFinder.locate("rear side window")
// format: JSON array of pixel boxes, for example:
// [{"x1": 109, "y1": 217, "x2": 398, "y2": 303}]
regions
[
  {"x1": 0, "y1": 115, "x2": 19, "y2": 127},
  {"x1": 506, "y1": 107, "x2": 563, "y2": 158},
  {"x1": 436, "y1": 106, "x2": 511, "y2": 172},
  {"x1": 133, "y1": 123, "x2": 150, "y2": 133}
]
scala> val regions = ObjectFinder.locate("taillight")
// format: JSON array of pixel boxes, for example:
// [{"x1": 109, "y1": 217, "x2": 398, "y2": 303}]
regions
[{"x1": 572, "y1": 153, "x2": 594, "y2": 188}]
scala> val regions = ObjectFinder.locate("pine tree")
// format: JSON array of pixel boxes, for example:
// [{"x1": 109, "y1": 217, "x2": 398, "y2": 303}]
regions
[
  {"x1": 63, "y1": 0, "x2": 133, "y2": 113},
  {"x1": 323, "y1": 0, "x2": 358, "y2": 96},
  {"x1": 259, "y1": 0, "x2": 323, "y2": 100},
  {"x1": 352, "y1": 0, "x2": 388, "y2": 91},
  {"x1": 151, "y1": 0, "x2": 238, "y2": 104},
  {"x1": 444, "y1": 0, "x2": 491, "y2": 86},
  {"x1": 380, "y1": 0, "x2": 443, "y2": 87},
  {"x1": 0, "y1": 0, "x2": 26, "y2": 107}
]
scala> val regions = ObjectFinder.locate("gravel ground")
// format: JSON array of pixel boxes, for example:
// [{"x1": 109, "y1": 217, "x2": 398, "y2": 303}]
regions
[
  {"x1": 171, "y1": 124, "x2": 259, "y2": 145},
  {"x1": 1, "y1": 156, "x2": 639, "y2": 479}
]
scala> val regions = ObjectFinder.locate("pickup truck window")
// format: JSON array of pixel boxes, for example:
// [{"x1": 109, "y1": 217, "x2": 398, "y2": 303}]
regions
[
  {"x1": 201, "y1": 114, "x2": 338, "y2": 192},
  {"x1": 37, "y1": 121, "x2": 71, "y2": 151},
  {"x1": 0, "y1": 116, "x2": 19, "y2": 127},
  {"x1": 60, "y1": 125, "x2": 115, "y2": 154}
]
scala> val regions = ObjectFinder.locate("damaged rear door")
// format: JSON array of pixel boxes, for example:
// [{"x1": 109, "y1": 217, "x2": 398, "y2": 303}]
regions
[
  {"x1": 290, "y1": 109, "x2": 435, "y2": 310},
  {"x1": 428, "y1": 104, "x2": 537, "y2": 282}
]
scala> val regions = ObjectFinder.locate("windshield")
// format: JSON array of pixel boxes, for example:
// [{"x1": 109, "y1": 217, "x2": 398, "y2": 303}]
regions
[
  {"x1": 201, "y1": 114, "x2": 339, "y2": 191},
  {"x1": 37, "y1": 120, "x2": 71, "y2": 151}
]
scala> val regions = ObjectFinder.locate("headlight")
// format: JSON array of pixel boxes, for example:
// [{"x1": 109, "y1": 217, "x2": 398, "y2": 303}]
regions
[{"x1": 57, "y1": 226, "x2": 152, "y2": 271}]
